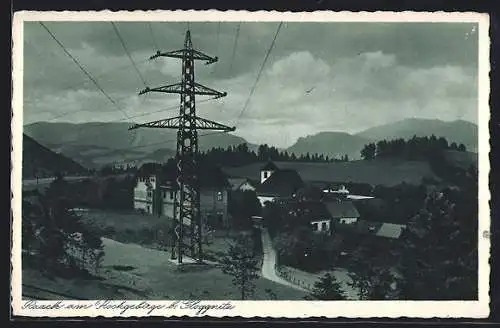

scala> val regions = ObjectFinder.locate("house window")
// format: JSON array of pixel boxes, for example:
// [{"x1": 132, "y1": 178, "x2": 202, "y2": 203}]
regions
[
  {"x1": 170, "y1": 191, "x2": 174, "y2": 200},
  {"x1": 311, "y1": 223, "x2": 318, "y2": 231},
  {"x1": 264, "y1": 171, "x2": 268, "y2": 178},
  {"x1": 321, "y1": 222, "x2": 328, "y2": 231},
  {"x1": 147, "y1": 191, "x2": 152, "y2": 198},
  {"x1": 162, "y1": 191, "x2": 166, "y2": 199},
  {"x1": 217, "y1": 191, "x2": 223, "y2": 201}
]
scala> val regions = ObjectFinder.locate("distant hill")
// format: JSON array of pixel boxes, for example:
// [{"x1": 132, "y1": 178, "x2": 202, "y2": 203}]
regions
[
  {"x1": 22, "y1": 134, "x2": 87, "y2": 179},
  {"x1": 24, "y1": 122, "x2": 255, "y2": 168},
  {"x1": 287, "y1": 132, "x2": 370, "y2": 160},
  {"x1": 356, "y1": 118, "x2": 478, "y2": 153},
  {"x1": 24, "y1": 119, "x2": 478, "y2": 168},
  {"x1": 285, "y1": 119, "x2": 478, "y2": 160}
]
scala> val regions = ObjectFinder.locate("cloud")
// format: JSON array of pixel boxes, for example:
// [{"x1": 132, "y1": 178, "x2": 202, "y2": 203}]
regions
[
  {"x1": 198, "y1": 50, "x2": 477, "y2": 147},
  {"x1": 22, "y1": 22, "x2": 479, "y2": 148}
]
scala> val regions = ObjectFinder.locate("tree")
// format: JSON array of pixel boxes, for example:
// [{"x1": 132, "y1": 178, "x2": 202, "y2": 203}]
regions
[
  {"x1": 228, "y1": 190, "x2": 262, "y2": 229},
  {"x1": 273, "y1": 226, "x2": 338, "y2": 272},
  {"x1": 220, "y1": 234, "x2": 260, "y2": 300},
  {"x1": 398, "y1": 181, "x2": 478, "y2": 300},
  {"x1": 24, "y1": 177, "x2": 106, "y2": 276},
  {"x1": 361, "y1": 143, "x2": 376, "y2": 160},
  {"x1": 348, "y1": 261, "x2": 396, "y2": 300},
  {"x1": 264, "y1": 288, "x2": 278, "y2": 300},
  {"x1": 458, "y1": 143, "x2": 467, "y2": 152},
  {"x1": 310, "y1": 273, "x2": 346, "y2": 300}
]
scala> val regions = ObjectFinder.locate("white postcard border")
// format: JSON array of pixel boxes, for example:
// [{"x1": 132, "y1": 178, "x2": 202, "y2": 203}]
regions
[{"x1": 11, "y1": 10, "x2": 491, "y2": 318}]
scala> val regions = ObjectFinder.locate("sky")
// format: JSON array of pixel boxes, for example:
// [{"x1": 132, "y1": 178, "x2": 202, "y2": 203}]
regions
[{"x1": 22, "y1": 21, "x2": 479, "y2": 148}]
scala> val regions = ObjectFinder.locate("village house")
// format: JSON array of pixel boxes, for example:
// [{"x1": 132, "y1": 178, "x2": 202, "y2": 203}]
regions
[
  {"x1": 255, "y1": 169, "x2": 305, "y2": 206},
  {"x1": 286, "y1": 196, "x2": 361, "y2": 235},
  {"x1": 254, "y1": 161, "x2": 305, "y2": 206},
  {"x1": 351, "y1": 219, "x2": 407, "y2": 240},
  {"x1": 133, "y1": 166, "x2": 231, "y2": 228},
  {"x1": 277, "y1": 181, "x2": 361, "y2": 234}
]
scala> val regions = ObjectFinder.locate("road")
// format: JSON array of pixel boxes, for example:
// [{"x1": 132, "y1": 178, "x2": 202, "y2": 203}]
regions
[
  {"x1": 260, "y1": 228, "x2": 307, "y2": 292},
  {"x1": 260, "y1": 228, "x2": 360, "y2": 298}
]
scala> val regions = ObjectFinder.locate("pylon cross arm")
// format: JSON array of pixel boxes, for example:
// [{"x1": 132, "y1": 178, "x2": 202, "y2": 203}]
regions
[
  {"x1": 194, "y1": 116, "x2": 236, "y2": 131},
  {"x1": 150, "y1": 49, "x2": 218, "y2": 64},
  {"x1": 128, "y1": 116, "x2": 182, "y2": 130},
  {"x1": 128, "y1": 115, "x2": 235, "y2": 132},
  {"x1": 139, "y1": 82, "x2": 227, "y2": 98},
  {"x1": 192, "y1": 83, "x2": 227, "y2": 98}
]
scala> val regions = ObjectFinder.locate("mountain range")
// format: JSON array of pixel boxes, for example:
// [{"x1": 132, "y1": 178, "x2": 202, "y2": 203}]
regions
[
  {"x1": 24, "y1": 122, "x2": 253, "y2": 168},
  {"x1": 23, "y1": 118, "x2": 478, "y2": 168},
  {"x1": 289, "y1": 118, "x2": 478, "y2": 160}
]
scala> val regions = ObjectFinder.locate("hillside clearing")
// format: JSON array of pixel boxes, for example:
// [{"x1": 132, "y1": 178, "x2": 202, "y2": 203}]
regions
[
  {"x1": 444, "y1": 150, "x2": 478, "y2": 170},
  {"x1": 224, "y1": 159, "x2": 439, "y2": 186}
]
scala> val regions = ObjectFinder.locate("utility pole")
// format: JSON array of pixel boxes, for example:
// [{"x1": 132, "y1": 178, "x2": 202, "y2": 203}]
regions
[{"x1": 129, "y1": 30, "x2": 235, "y2": 264}]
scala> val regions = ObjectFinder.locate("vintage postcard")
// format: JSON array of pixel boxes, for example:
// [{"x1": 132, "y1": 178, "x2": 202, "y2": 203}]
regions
[{"x1": 11, "y1": 10, "x2": 490, "y2": 318}]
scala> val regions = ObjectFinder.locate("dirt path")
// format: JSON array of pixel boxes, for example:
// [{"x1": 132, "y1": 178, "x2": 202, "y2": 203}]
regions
[{"x1": 260, "y1": 228, "x2": 307, "y2": 292}]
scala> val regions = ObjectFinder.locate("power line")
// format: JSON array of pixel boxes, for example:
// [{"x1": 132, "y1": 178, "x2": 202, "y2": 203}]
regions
[
  {"x1": 111, "y1": 22, "x2": 148, "y2": 88},
  {"x1": 29, "y1": 24, "x2": 151, "y2": 92},
  {"x1": 23, "y1": 97, "x2": 216, "y2": 132},
  {"x1": 39, "y1": 22, "x2": 132, "y2": 121},
  {"x1": 114, "y1": 130, "x2": 228, "y2": 152},
  {"x1": 235, "y1": 22, "x2": 283, "y2": 126},
  {"x1": 61, "y1": 57, "x2": 151, "y2": 94},
  {"x1": 228, "y1": 22, "x2": 241, "y2": 73},
  {"x1": 23, "y1": 79, "x2": 151, "y2": 126},
  {"x1": 215, "y1": 22, "x2": 221, "y2": 54},
  {"x1": 38, "y1": 21, "x2": 149, "y2": 166},
  {"x1": 147, "y1": 22, "x2": 159, "y2": 51},
  {"x1": 211, "y1": 22, "x2": 221, "y2": 75},
  {"x1": 24, "y1": 26, "x2": 153, "y2": 127},
  {"x1": 24, "y1": 30, "x2": 151, "y2": 125},
  {"x1": 37, "y1": 21, "x2": 141, "y2": 169}
]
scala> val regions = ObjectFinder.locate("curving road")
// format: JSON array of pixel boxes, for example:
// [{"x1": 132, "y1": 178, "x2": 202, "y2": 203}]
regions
[{"x1": 260, "y1": 228, "x2": 307, "y2": 292}]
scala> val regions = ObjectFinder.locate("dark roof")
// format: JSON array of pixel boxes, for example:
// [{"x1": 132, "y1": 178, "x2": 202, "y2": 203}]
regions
[
  {"x1": 261, "y1": 161, "x2": 279, "y2": 171},
  {"x1": 228, "y1": 177, "x2": 258, "y2": 190},
  {"x1": 256, "y1": 169, "x2": 304, "y2": 197},
  {"x1": 293, "y1": 201, "x2": 331, "y2": 222},
  {"x1": 325, "y1": 200, "x2": 360, "y2": 218},
  {"x1": 286, "y1": 199, "x2": 360, "y2": 224},
  {"x1": 138, "y1": 162, "x2": 229, "y2": 189},
  {"x1": 294, "y1": 184, "x2": 324, "y2": 201}
]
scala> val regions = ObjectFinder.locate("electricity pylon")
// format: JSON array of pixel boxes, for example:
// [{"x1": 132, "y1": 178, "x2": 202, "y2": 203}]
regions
[{"x1": 129, "y1": 30, "x2": 235, "y2": 264}]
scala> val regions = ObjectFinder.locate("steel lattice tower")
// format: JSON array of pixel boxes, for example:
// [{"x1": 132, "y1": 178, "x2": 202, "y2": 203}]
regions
[{"x1": 129, "y1": 30, "x2": 235, "y2": 264}]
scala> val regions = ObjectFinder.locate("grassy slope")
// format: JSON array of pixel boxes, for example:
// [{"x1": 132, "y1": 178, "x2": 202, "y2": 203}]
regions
[
  {"x1": 23, "y1": 209, "x2": 305, "y2": 300},
  {"x1": 22, "y1": 134, "x2": 87, "y2": 179},
  {"x1": 23, "y1": 237, "x2": 306, "y2": 300}
]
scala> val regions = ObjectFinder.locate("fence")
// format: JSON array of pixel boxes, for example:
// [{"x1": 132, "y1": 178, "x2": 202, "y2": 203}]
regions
[{"x1": 275, "y1": 264, "x2": 318, "y2": 291}]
